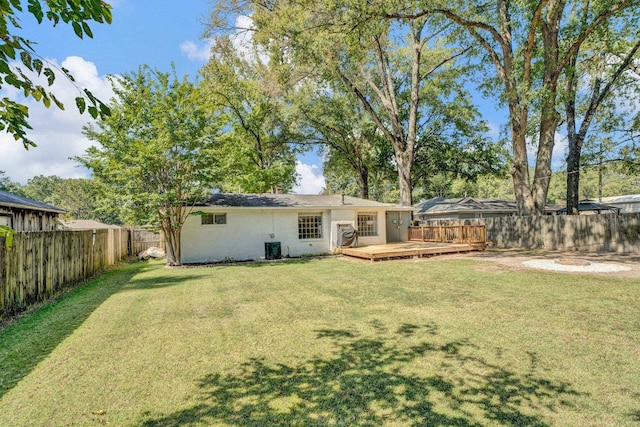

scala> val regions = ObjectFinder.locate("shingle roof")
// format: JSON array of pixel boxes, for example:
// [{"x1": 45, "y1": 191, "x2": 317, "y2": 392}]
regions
[
  {"x1": 59, "y1": 219, "x2": 121, "y2": 230},
  {"x1": 0, "y1": 190, "x2": 65, "y2": 214},
  {"x1": 414, "y1": 197, "x2": 516, "y2": 215},
  {"x1": 597, "y1": 194, "x2": 640, "y2": 204},
  {"x1": 556, "y1": 200, "x2": 620, "y2": 214},
  {"x1": 202, "y1": 193, "x2": 414, "y2": 210}
]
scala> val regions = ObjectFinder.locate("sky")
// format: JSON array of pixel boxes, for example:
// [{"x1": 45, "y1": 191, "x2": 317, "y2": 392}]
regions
[
  {"x1": 0, "y1": 1, "x2": 572, "y2": 196},
  {"x1": 0, "y1": 0, "x2": 326, "y2": 193}
]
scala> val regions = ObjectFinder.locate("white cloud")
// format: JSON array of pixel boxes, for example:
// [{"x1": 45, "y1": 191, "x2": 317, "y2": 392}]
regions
[
  {"x1": 293, "y1": 161, "x2": 325, "y2": 194},
  {"x1": 180, "y1": 39, "x2": 213, "y2": 62},
  {"x1": 0, "y1": 56, "x2": 115, "y2": 184},
  {"x1": 231, "y1": 15, "x2": 256, "y2": 55},
  {"x1": 179, "y1": 14, "x2": 255, "y2": 63},
  {"x1": 180, "y1": 15, "x2": 268, "y2": 66}
]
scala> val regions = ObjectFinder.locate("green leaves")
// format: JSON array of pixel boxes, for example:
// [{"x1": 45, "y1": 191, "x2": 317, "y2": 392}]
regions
[
  {"x1": 0, "y1": 225, "x2": 16, "y2": 251},
  {"x1": 0, "y1": 0, "x2": 112, "y2": 148},
  {"x1": 79, "y1": 65, "x2": 221, "y2": 264}
]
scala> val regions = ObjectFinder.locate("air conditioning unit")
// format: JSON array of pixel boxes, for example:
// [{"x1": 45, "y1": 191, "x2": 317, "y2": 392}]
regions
[{"x1": 265, "y1": 242, "x2": 282, "y2": 260}]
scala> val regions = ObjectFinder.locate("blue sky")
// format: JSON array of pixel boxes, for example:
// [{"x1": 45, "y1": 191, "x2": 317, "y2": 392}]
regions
[
  {"x1": 0, "y1": 0, "x2": 326, "y2": 192},
  {"x1": 0, "y1": 1, "x2": 570, "y2": 195}
]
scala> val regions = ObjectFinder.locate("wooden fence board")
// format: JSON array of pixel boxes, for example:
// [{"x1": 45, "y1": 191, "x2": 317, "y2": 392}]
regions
[
  {"x1": 0, "y1": 228, "x2": 131, "y2": 320},
  {"x1": 420, "y1": 212, "x2": 640, "y2": 252}
]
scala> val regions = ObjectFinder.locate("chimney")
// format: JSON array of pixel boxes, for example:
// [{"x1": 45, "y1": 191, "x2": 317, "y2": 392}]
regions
[{"x1": 341, "y1": 194, "x2": 345, "y2": 205}]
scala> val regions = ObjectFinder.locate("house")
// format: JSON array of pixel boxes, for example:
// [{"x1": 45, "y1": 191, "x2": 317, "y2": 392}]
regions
[
  {"x1": 0, "y1": 190, "x2": 65, "y2": 231},
  {"x1": 555, "y1": 200, "x2": 620, "y2": 215},
  {"x1": 414, "y1": 197, "x2": 565, "y2": 222},
  {"x1": 594, "y1": 195, "x2": 640, "y2": 214},
  {"x1": 180, "y1": 193, "x2": 414, "y2": 263},
  {"x1": 414, "y1": 197, "x2": 519, "y2": 222},
  {"x1": 59, "y1": 219, "x2": 122, "y2": 230}
]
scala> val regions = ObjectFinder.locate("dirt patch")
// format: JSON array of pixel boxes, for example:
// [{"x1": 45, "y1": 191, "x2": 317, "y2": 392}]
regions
[
  {"x1": 446, "y1": 249, "x2": 640, "y2": 278},
  {"x1": 340, "y1": 248, "x2": 640, "y2": 278}
]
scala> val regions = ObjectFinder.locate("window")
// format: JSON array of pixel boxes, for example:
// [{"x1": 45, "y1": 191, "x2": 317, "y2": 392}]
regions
[
  {"x1": 0, "y1": 215, "x2": 10, "y2": 227},
  {"x1": 357, "y1": 212, "x2": 377, "y2": 237},
  {"x1": 298, "y1": 213, "x2": 322, "y2": 239},
  {"x1": 202, "y1": 213, "x2": 227, "y2": 225}
]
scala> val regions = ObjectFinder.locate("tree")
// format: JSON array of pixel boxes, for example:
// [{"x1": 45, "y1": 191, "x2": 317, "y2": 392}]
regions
[
  {"x1": 79, "y1": 66, "x2": 220, "y2": 265},
  {"x1": 0, "y1": 0, "x2": 112, "y2": 148},
  {"x1": 233, "y1": 0, "x2": 480, "y2": 205},
  {"x1": 409, "y1": 91, "x2": 507, "y2": 199},
  {"x1": 0, "y1": 170, "x2": 23, "y2": 195},
  {"x1": 292, "y1": 84, "x2": 384, "y2": 199},
  {"x1": 21, "y1": 175, "x2": 120, "y2": 223},
  {"x1": 199, "y1": 35, "x2": 298, "y2": 194},
  {"x1": 563, "y1": 16, "x2": 640, "y2": 214},
  {"x1": 392, "y1": 0, "x2": 637, "y2": 214}
]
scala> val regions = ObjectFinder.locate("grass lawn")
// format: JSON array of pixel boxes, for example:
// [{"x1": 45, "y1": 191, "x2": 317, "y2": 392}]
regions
[{"x1": 0, "y1": 256, "x2": 639, "y2": 426}]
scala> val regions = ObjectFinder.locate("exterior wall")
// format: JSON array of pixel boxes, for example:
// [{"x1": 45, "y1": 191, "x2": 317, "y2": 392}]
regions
[
  {"x1": 391, "y1": 211, "x2": 412, "y2": 242},
  {"x1": 357, "y1": 210, "x2": 387, "y2": 246},
  {"x1": 181, "y1": 208, "x2": 332, "y2": 263},
  {"x1": 329, "y1": 209, "x2": 356, "y2": 250},
  {"x1": 181, "y1": 207, "x2": 392, "y2": 264},
  {"x1": 604, "y1": 202, "x2": 640, "y2": 214},
  {"x1": 0, "y1": 206, "x2": 60, "y2": 231}
]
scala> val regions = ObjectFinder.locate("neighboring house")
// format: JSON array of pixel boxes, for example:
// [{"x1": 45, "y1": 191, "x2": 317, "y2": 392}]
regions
[
  {"x1": 594, "y1": 195, "x2": 640, "y2": 213},
  {"x1": 414, "y1": 197, "x2": 519, "y2": 221},
  {"x1": 59, "y1": 219, "x2": 122, "y2": 230},
  {"x1": 0, "y1": 190, "x2": 65, "y2": 231},
  {"x1": 556, "y1": 200, "x2": 620, "y2": 215},
  {"x1": 180, "y1": 193, "x2": 414, "y2": 263},
  {"x1": 414, "y1": 197, "x2": 564, "y2": 222}
]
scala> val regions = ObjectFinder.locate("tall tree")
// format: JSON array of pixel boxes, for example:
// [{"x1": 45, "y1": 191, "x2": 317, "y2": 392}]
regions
[
  {"x1": 292, "y1": 85, "x2": 384, "y2": 199},
  {"x1": 21, "y1": 175, "x2": 119, "y2": 223},
  {"x1": 199, "y1": 35, "x2": 298, "y2": 194},
  {"x1": 0, "y1": 171, "x2": 23, "y2": 195},
  {"x1": 218, "y1": 0, "x2": 479, "y2": 205},
  {"x1": 0, "y1": 0, "x2": 112, "y2": 148},
  {"x1": 79, "y1": 66, "x2": 220, "y2": 265},
  {"x1": 391, "y1": 0, "x2": 637, "y2": 214},
  {"x1": 563, "y1": 12, "x2": 640, "y2": 214}
]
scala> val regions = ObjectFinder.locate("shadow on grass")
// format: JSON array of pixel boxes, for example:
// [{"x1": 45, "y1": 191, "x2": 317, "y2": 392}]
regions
[
  {"x1": 223, "y1": 257, "x2": 318, "y2": 269},
  {"x1": 0, "y1": 261, "x2": 148, "y2": 398},
  {"x1": 123, "y1": 273, "x2": 213, "y2": 291},
  {"x1": 141, "y1": 322, "x2": 585, "y2": 426}
]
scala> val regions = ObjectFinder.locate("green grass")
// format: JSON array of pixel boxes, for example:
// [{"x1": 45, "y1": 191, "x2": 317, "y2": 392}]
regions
[{"x1": 0, "y1": 257, "x2": 639, "y2": 426}]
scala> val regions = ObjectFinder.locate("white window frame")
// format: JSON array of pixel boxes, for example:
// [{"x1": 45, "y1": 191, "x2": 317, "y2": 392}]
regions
[
  {"x1": 202, "y1": 212, "x2": 227, "y2": 225},
  {"x1": 357, "y1": 211, "x2": 378, "y2": 237},
  {"x1": 298, "y1": 213, "x2": 323, "y2": 239}
]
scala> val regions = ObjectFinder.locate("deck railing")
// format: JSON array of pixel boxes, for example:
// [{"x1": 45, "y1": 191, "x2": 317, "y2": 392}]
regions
[{"x1": 408, "y1": 225, "x2": 486, "y2": 244}]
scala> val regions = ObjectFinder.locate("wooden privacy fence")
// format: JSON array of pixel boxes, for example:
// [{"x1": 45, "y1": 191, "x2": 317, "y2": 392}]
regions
[
  {"x1": 129, "y1": 228, "x2": 164, "y2": 254},
  {"x1": 419, "y1": 212, "x2": 640, "y2": 252},
  {"x1": 409, "y1": 225, "x2": 486, "y2": 244},
  {"x1": 0, "y1": 229, "x2": 130, "y2": 320}
]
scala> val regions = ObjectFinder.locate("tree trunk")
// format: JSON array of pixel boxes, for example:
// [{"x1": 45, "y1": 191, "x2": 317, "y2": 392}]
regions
[
  {"x1": 566, "y1": 145, "x2": 581, "y2": 215},
  {"x1": 161, "y1": 213, "x2": 182, "y2": 266},
  {"x1": 533, "y1": 102, "x2": 561, "y2": 215},
  {"x1": 396, "y1": 151, "x2": 413, "y2": 205},
  {"x1": 358, "y1": 164, "x2": 369, "y2": 199}
]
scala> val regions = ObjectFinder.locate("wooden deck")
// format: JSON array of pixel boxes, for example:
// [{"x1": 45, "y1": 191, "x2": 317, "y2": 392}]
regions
[{"x1": 339, "y1": 241, "x2": 485, "y2": 261}]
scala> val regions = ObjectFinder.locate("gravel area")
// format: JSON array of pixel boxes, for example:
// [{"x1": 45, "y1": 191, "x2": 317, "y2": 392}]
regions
[
  {"x1": 423, "y1": 249, "x2": 640, "y2": 278},
  {"x1": 521, "y1": 259, "x2": 632, "y2": 273}
]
